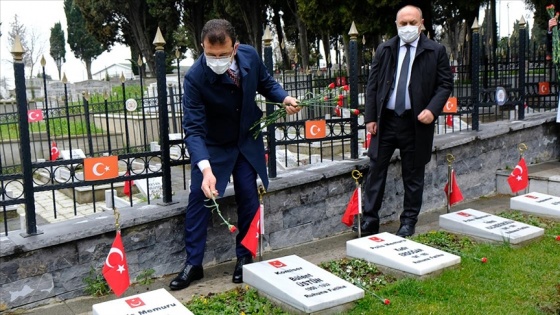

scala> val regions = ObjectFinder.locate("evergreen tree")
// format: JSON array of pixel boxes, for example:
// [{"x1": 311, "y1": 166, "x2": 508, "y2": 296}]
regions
[
  {"x1": 49, "y1": 22, "x2": 66, "y2": 80},
  {"x1": 64, "y1": 0, "x2": 104, "y2": 80}
]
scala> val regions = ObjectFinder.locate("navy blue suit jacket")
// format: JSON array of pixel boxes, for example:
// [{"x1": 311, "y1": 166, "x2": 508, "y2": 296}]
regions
[{"x1": 182, "y1": 44, "x2": 288, "y2": 194}]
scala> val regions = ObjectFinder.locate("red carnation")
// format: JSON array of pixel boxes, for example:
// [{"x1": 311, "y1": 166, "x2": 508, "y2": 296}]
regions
[
  {"x1": 229, "y1": 225, "x2": 237, "y2": 233},
  {"x1": 555, "y1": 235, "x2": 560, "y2": 241},
  {"x1": 328, "y1": 82, "x2": 335, "y2": 89},
  {"x1": 352, "y1": 109, "x2": 360, "y2": 115},
  {"x1": 337, "y1": 100, "x2": 343, "y2": 106},
  {"x1": 343, "y1": 85, "x2": 350, "y2": 91},
  {"x1": 338, "y1": 94, "x2": 344, "y2": 101},
  {"x1": 481, "y1": 257, "x2": 487, "y2": 263},
  {"x1": 384, "y1": 299, "x2": 390, "y2": 305}
]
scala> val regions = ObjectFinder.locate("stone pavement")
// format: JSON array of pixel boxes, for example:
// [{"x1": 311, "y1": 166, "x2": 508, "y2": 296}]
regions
[{"x1": 19, "y1": 194, "x2": 515, "y2": 315}]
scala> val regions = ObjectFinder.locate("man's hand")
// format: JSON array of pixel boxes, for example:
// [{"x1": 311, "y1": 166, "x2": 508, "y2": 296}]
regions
[
  {"x1": 283, "y1": 96, "x2": 301, "y2": 115},
  {"x1": 201, "y1": 167, "x2": 218, "y2": 199},
  {"x1": 366, "y1": 121, "x2": 377, "y2": 136},
  {"x1": 549, "y1": 18, "x2": 557, "y2": 32},
  {"x1": 417, "y1": 109, "x2": 435, "y2": 124}
]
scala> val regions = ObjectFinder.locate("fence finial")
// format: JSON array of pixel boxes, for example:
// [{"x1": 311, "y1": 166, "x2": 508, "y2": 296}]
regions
[
  {"x1": 153, "y1": 27, "x2": 166, "y2": 51},
  {"x1": 263, "y1": 25, "x2": 272, "y2": 46},
  {"x1": 471, "y1": 17, "x2": 480, "y2": 33},
  {"x1": 519, "y1": 16, "x2": 526, "y2": 28},
  {"x1": 348, "y1": 21, "x2": 359, "y2": 39},
  {"x1": 11, "y1": 34, "x2": 25, "y2": 61}
]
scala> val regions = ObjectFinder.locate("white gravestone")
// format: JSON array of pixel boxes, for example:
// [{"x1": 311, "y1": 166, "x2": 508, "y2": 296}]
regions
[
  {"x1": 92, "y1": 288, "x2": 193, "y2": 315},
  {"x1": 346, "y1": 232, "x2": 461, "y2": 276},
  {"x1": 439, "y1": 209, "x2": 544, "y2": 244},
  {"x1": 60, "y1": 149, "x2": 86, "y2": 160},
  {"x1": 510, "y1": 192, "x2": 560, "y2": 219},
  {"x1": 243, "y1": 255, "x2": 364, "y2": 314},
  {"x1": 136, "y1": 177, "x2": 163, "y2": 200}
]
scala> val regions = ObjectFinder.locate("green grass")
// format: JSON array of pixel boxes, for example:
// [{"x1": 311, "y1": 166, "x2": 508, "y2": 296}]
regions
[
  {"x1": 183, "y1": 212, "x2": 560, "y2": 315},
  {"x1": 0, "y1": 118, "x2": 103, "y2": 140}
]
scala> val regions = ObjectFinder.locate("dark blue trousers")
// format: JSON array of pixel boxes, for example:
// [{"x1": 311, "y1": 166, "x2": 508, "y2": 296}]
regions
[{"x1": 184, "y1": 153, "x2": 259, "y2": 266}]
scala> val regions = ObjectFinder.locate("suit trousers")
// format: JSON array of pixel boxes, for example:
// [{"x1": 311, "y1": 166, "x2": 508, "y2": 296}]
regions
[
  {"x1": 363, "y1": 110, "x2": 426, "y2": 226},
  {"x1": 184, "y1": 153, "x2": 259, "y2": 266}
]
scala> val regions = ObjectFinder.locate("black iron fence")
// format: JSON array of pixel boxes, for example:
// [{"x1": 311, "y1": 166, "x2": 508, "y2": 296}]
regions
[{"x1": 1, "y1": 21, "x2": 557, "y2": 236}]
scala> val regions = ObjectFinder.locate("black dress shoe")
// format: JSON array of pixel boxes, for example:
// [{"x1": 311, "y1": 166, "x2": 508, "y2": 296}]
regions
[
  {"x1": 396, "y1": 224, "x2": 415, "y2": 237},
  {"x1": 232, "y1": 256, "x2": 253, "y2": 283},
  {"x1": 169, "y1": 264, "x2": 203, "y2": 290},
  {"x1": 352, "y1": 220, "x2": 379, "y2": 236}
]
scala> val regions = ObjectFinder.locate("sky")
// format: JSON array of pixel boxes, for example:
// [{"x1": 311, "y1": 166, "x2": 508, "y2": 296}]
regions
[{"x1": 0, "y1": 0, "x2": 535, "y2": 90}]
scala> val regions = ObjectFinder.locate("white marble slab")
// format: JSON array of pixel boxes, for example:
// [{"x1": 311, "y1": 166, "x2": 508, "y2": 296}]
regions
[
  {"x1": 346, "y1": 232, "x2": 461, "y2": 276},
  {"x1": 92, "y1": 288, "x2": 193, "y2": 315},
  {"x1": 440, "y1": 208, "x2": 545, "y2": 244},
  {"x1": 243, "y1": 255, "x2": 364, "y2": 313},
  {"x1": 136, "y1": 177, "x2": 163, "y2": 199},
  {"x1": 60, "y1": 149, "x2": 86, "y2": 160},
  {"x1": 510, "y1": 192, "x2": 560, "y2": 219}
]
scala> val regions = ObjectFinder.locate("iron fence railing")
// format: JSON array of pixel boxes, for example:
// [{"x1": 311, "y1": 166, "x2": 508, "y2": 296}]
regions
[{"x1": 2, "y1": 21, "x2": 558, "y2": 236}]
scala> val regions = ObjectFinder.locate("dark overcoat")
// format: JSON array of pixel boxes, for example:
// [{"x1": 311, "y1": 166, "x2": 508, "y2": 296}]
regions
[{"x1": 364, "y1": 33, "x2": 453, "y2": 166}]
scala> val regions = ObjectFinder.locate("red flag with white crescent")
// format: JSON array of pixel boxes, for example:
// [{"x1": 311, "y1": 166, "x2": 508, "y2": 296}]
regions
[
  {"x1": 241, "y1": 207, "x2": 260, "y2": 257},
  {"x1": 102, "y1": 231, "x2": 130, "y2": 297},
  {"x1": 507, "y1": 157, "x2": 528, "y2": 193},
  {"x1": 50, "y1": 141, "x2": 59, "y2": 161}
]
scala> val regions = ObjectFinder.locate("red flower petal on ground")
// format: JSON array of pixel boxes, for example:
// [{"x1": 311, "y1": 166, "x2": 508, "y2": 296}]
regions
[
  {"x1": 384, "y1": 299, "x2": 390, "y2": 305},
  {"x1": 481, "y1": 257, "x2": 487, "y2": 263},
  {"x1": 229, "y1": 225, "x2": 237, "y2": 233},
  {"x1": 328, "y1": 83, "x2": 335, "y2": 89},
  {"x1": 555, "y1": 235, "x2": 560, "y2": 241}
]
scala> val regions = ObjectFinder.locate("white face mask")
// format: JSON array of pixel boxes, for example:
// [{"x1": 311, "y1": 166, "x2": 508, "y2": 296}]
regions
[
  {"x1": 206, "y1": 55, "x2": 232, "y2": 74},
  {"x1": 398, "y1": 25, "x2": 420, "y2": 43}
]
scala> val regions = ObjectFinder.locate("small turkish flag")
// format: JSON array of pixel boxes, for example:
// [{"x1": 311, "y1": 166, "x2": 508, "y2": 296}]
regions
[
  {"x1": 102, "y1": 231, "x2": 130, "y2": 297},
  {"x1": 50, "y1": 141, "x2": 59, "y2": 161},
  {"x1": 123, "y1": 171, "x2": 133, "y2": 197},
  {"x1": 341, "y1": 187, "x2": 361, "y2": 227},
  {"x1": 241, "y1": 207, "x2": 261, "y2": 257},
  {"x1": 305, "y1": 120, "x2": 326, "y2": 139},
  {"x1": 508, "y1": 157, "x2": 528, "y2": 193},
  {"x1": 446, "y1": 115, "x2": 453, "y2": 127},
  {"x1": 444, "y1": 170, "x2": 464, "y2": 206},
  {"x1": 27, "y1": 109, "x2": 43, "y2": 122},
  {"x1": 83, "y1": 156, "x2": 119, "y2": 181}
]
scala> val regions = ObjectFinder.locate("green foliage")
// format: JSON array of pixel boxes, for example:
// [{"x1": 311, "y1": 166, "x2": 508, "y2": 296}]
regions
[
  {"x1": 1, "y1": 118, "x2": 103, "y2": 140},
  {"x1": 186, "y1": 286, "x2": 286, "y2": 315},
  {"x1": 135, "y1": 268, "x2": 156, "y2": 286},
  {"x1": 320, "y1": 258, "x2": 395, "y2": 293},
  {"x1": 82, "y1": 266, "x2": 110, "y2": 297},
  {"x1": 410, "y1": 230, "x2": 475, "y2": 253},
  {"x1": 49, "y1": 22, "x2": 66, "y2": 80}
]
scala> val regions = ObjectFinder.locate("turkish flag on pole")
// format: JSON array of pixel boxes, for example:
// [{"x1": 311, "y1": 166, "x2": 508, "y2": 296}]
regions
[
  {"x1": 341, "y1": 188, "x2": 360, "y2": 227},
  {"x1": 508, "y1": 157, "x2": 529, "y2": 193},
  {"x1": 446, "y1": 115, "x2": 453, "y2": 127},
  {"x1": 50, "y1": 141, "x2": 59, "y2": 161},
  {"x1": 241, "y1": 207, "x2": 261, "y2": 258},
  {"x1": 102, "y1": 231, "x2": 130, "y2": 297},
  {"x1": 444, "y1": 170, "x2": 464, "y2": 206},
  {"x1": 123, "y1": 171, "x2": 133, "y2": 197}
]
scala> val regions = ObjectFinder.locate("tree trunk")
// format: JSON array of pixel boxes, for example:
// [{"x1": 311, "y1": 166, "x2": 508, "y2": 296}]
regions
[
  {"x1": 85, "y1": 58, "x2": 93, "y2": 80},
  {"x1": 126, "y1": 1, "x2": 156, "y2": 77},
  {"x1": 296, "y1": 16, "x2": 309, "y2": 71},
  {"x1": 272, "y1": 8, "x2": 290, "y2": 70},
  {"x1": 321, "y1": 32, "x2": 330, "y2": 68}
]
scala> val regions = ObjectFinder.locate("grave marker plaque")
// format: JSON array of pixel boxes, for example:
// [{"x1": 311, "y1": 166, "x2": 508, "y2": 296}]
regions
[
  {"x1": 510, "y1": 192, "x2": 560, "y2": 219},
  {"x1": 440, "y1": 208, "x2": 544, "y2": 244},
  {"x1": 92, "y1": 288, "x2": 193, "y2": 315},
  {"x1": 136, "y1": 177, "x2": 163, "y2": 200},
  {"x1": 346, "y1": 232, "x2": 461, "y2": 276},
  {"x1": 243, "y1": 255, "x2": 364, "y2": 313}
]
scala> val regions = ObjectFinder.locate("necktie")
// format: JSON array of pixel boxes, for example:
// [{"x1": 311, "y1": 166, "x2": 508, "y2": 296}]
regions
[
  {"x1": 395, "y1": 44, "x2": 411, "y2": 116},
  {"x1": 227, "y1": 69, "x2": 240, "y2": 87}
]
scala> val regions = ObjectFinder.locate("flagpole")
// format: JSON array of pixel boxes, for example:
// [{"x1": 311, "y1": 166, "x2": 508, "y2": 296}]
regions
[
  {"x1": 446, "y1": 154, "x2": 455, "y2": 213},
  {"x1": 257, "y1": 185, "x2": 266, "y2": 262},
  {"x1": 351, "y1": 170, "x2": 363, "y2": 237},
  {"x1": 518, "y1": 143, "x2": 527, "y2": 195}
]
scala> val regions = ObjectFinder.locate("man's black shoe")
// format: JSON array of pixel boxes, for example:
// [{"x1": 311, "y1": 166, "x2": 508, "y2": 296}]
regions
[
  {"x1": 396, "y1": 224, "x2": 415, "y2": 237},
  {"x1": 169, "y1": 264, "x2": 203, "y2": 290},
  {"x1": 352, "y1": 220, "x2": 379, "y2": 236},
  {"x1": 232, "y1": 256, "x2": 253, "y2": 283}
]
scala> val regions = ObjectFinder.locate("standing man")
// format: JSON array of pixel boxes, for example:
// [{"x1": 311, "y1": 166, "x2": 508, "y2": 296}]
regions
[
  {"x1": 355, "y1": 5, "x2": 453, "y2": 237},
  {"x1": 170, "y1": 19, "x2": 300, "y2": 290}
]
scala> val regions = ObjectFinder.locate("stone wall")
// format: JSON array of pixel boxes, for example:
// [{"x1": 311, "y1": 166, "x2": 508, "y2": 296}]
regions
[{"x1": 0, "y1": 112, "x2": 558, "y2": 311}]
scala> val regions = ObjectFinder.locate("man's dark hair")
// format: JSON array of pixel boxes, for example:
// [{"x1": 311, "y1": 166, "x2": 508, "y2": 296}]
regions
[{"x1": 201, "y1": 19, "x2": 237, "y2": 46}]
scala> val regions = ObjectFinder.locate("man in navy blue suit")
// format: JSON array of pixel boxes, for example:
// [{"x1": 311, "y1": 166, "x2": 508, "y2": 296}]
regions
[{"x1": 170, "y1": 19, "x2": 300, "y2": 290}]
